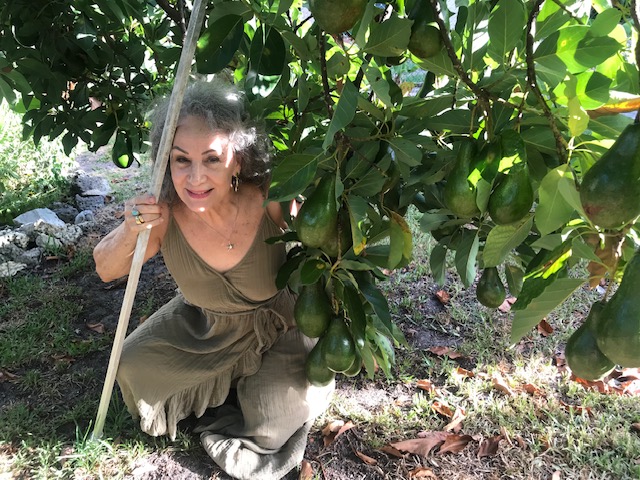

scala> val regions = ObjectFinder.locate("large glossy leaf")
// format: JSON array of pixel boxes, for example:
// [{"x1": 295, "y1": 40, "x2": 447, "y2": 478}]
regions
[
  {"x1": 342, "y1": 285, "x2": 366, "y2": 349},
  {"x1": 429, "y1": 243, "x2": 447, "y2": 286},
  {"x1": 386, "y1": 137, "x2": 422, "y2": 167},
  {"x1": 250, "y1": 25, "x2": 286, "y2": 76},
  {"x1": 535, "y1": 165, "x2": 576, "y2": 235},
  {"x1": 483, "y1": 214, "x2": 534, "y2": 268},
  {"x1": 487, "y1": 0, "x2": 526, "y2": 62},
  {"x1": 196, "y1": 15, "x2": 244, "y2": 74},
  {"x1": 536, "y1": 26, "x2": 622, "y2": 76},
  {"x1": 535, "y1": 0, "x2": 570, "y2": 40},
  {"x1": 423, "y1": 110, "x2": 476, "y2": 135},
  {"x1": 364, "y1": 16, "x2": 412, "y2": 57},
  {"x1": 268, "y1": 154, "x2": 318, "y2": 202},
  {"x1": 388, "y1": 212, "x2": 412, "y2": 269},
  {"x1": 347, "y1": 195, "x2": 369, "y2": 255},
  {"x1": 454, "y1": 229, "x2": 479, "y2": 288},
  {"x1": 510, "y1": 278, "x2": 585, "y2": 345},
  {"x1": 323, "y1": 81, "x2": 358, "y2": 150}
]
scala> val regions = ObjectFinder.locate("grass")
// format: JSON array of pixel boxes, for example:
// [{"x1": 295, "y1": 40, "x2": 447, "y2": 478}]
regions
[{"x1": 1, "y1": 204, "x2": 639, "y2": 477}]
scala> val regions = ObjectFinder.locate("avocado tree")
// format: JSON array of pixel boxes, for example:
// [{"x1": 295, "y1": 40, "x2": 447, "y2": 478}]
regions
[{"x1": 2, "y1": 0, "x2": 640, "y2": 382}]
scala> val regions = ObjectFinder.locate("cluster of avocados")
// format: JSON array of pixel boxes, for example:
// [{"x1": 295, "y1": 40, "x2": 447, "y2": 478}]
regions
[{"x1": 565, "y1": 122, "x2": 640, "y2": 380}]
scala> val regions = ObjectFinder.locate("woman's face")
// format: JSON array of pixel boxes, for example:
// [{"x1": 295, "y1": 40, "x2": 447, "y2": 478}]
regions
[{"x1": 170, "y1": 115, "x2": 238, "y2": 212}]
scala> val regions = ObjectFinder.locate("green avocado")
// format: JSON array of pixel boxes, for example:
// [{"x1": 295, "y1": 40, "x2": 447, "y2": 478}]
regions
[
  {"x1": 565, "y1": 302, "x2": 615, "y2": 381},
  {"x1": 444, "y1": 140, "x2": 480, "y2": 218},
  {"x1": 305, "y1": 337, "x2": 336, "y2": 386},
  {"x1": 308, "y1": 0, "x2": 368, "y2": 34},
  {"x1": 580, "y1": 123, "x2": 640, "y2": 230},
  {"x1": 476, "y1": 267, "x2": 506, "y2": 308},
  {"x1": 322, "y1": 207, "x2": 352, "y2": 258},
  {"x1": 596, "y1": 252, "x2": 640, "y2": 368},
  {"x1": 294, "y1": 282, "x2": 332, "y2": 338},
  {"x1": 294, "y1": 175, "x2": 339, "y2": 250},
  {"x1": 321, "y1": 316, "x2": 356, "y2": 373},
  {"x1": 488, "y1": 163, "x2": 533, "y2": 225}
]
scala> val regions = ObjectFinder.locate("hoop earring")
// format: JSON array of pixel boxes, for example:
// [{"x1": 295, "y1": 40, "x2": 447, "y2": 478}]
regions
[{"x1": 231, "y1": 174, "x2": 239, "y2": 192}]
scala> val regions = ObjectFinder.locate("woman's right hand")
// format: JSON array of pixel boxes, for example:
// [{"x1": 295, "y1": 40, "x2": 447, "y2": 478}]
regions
[{"x1": 123, "y1": 194, "x2": 164, "y2": 232}]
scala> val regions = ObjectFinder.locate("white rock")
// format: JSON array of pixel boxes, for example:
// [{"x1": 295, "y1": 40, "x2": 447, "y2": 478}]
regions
[
  {"x1": 0, "y1": 229, "x2": 29, "y2": 249},
  {"x1": 36, "y1": 233, "x2": 64, "y2": 251},
  {"x1": 13, "y1": 208, "x2": 66, "y2": 228},
  {"x1": 0, "y1": 261, "x2": 27, "y2": 278}
]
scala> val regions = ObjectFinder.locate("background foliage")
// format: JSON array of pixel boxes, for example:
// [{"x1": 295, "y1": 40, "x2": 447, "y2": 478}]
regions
[{"x1": 1, "y1": 0, "x2": 639, "y2": 375}]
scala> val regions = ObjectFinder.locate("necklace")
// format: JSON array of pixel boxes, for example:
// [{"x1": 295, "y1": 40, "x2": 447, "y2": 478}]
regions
[{"x1": 190, "y1": 202, "x2": 240, "y2": 251}]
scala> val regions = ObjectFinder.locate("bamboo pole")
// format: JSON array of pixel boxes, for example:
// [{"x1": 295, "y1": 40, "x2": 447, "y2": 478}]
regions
[{"x1": 91, "y1": 0, "x2": 207, "y2": 440}]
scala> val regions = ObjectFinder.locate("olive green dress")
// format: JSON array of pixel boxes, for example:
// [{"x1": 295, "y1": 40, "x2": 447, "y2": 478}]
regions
[{"x1": 116, "y1": 211, "x2": 334, "y2": 479}]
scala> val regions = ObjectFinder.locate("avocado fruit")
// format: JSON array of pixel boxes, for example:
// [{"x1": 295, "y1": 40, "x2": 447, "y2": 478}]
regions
[
  {"x1": 444, "y1": 140, "x2": 481, "y2": 218},
  {"x1": 294, "y1": 175, "x2": 339, "y2": 250},
  {"x1": 580, "y1": 123, "x2": 640, "y2": 230},
  {"x1": 488, "y1": 162, "x2": 534, "y2": 225},
  {"x1": 294, "y1": 282, "x2": 332, "y2": 338},
  {"x1": 305, "y1": 337, "x2": 336, "y2": 386},
  {"x1": 476, "y1": 267, "x2": 506, "y2": 308},
  {"x1": 308, "y1": 0, "x2": 368, "y2": 34},
  {"x1": 596, "y1": 252, "x2": 640, "y2": 367},
  {"x1": 565, "y1": 301, "x2": 615, "y2": 381},
  {"x1": 322, "y1": 207, "x2": 352, "y2": 257},
  {"x1": 321, "y1": 316, "x2": 356, "y2": 373}
]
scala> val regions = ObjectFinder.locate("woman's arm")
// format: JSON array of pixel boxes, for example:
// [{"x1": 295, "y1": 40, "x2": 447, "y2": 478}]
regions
[{"x1": 93, "y1": 194, "x2": 168, "y2": 282}]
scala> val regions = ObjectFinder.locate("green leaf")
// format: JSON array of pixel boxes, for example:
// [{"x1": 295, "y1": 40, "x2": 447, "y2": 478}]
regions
[
  {"x1": 342, "y1": 286, "x2": 366, "y2": 349},
  {"x1": 323, "y1": 81, "x2": 358, "y2": 150},
  {"x1": 196, "y1": 15, "x2": 244, "y2": 74},
  {"x1": 0, "y1": 77, "x2": 16, "y2": 105},
  {"x1": 575, "y1": 71, "x2": 612, "y2": 110},
  {"x1": 250, "y1": 25, "x2": 286, "y2": 76},
  {"x1": 357, "y1": 273, "x2": 392, "y2": 330},
  {"x1": 423, "y1": 110, "x2": 476, "y2": 134},
  {"x1": 535, "y1": 165, "x2": 576, "y2": 235},
  {"x1": 415, "y1": 47, "x2": 456, "y2": 77},
  {"x1": 268, "y1": 154, "x2": 318, "y2": 202},
  {"x1": 347, "y1": 195, "x2": 369, "y2": 255},
  {"x1": 429, "y1": 243, "x2": 447, "y2": 285},
  {"x1": 483, "y1": 214, "x2": 534, "y2": 267},
  {"x1": 388, "y1": 212, "x2": 412, "y2": 269},
  {"x1": 536, "y1": 26, "x2": 622, "y2": 75},
  {"x1": 487, "y1": 0, "x2": 526, "y2": 62},
  {"x1": 365, "y1": 66, "x2": 393, "y2": 107},
  {"x1": 536, "y1": 0, "x2": 570, "y2": 40},
  {"x1": 386, "y1": 137, "x2": 422, "y2": 166},
  {"x1": 276, "y1": 253, "x2": 304, "y2": 290},
  {"x1": 571, "y1": 237, "x2": 602, "y2": 263},
  {"x1": 510, "y1": 278, "x2": 585, "y2": 345},
  {"x1": 300, "y1": 258, "x2": 327, "y2": 284},
  {"x1": 454, "y1": 229, "x2": 479, "y2": 288},
  {"x1": 568, "y1": 97, "x2": 589, "y2": 137},
  {"x1": 590, "y1": 8, "x2": 622, "y2": 37},
  {"x1": 364, "y1": 16, "x2": 412, "y2": 57},
  {"x1": 521, "y1": 127, "x2": 557, "y2": 155}
]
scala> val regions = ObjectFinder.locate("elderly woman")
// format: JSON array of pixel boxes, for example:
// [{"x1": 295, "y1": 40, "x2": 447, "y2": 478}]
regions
[{"x1": 93, "y1": 78, "x2": 334, "y2": 479}]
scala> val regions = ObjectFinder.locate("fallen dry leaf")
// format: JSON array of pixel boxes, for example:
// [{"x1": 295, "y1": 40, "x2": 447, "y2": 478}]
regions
[
  {"x1": 354, "y1": 450, "x2": 377, "y2": 466},
  {"x1": 514, "y1": 435, "x2": 527, "y2": 449},
  {"x1": 491, "y1": 374, "x2": 515, "y2": 396},
  {"x1": 87, "y1": 322, "x2": 105, "y2": 334},
  {"x1": 631, "y1": 423, "x2": 640, "y2": 433},
  {"x1": 416, "y1": 379, "x2": 436, "y2": 393},
  {"x1": 435, "y1": 290, "x2": 450, "y2": 304},
  {"x1": 298, "y1": 460, "x2": 314, "y2": 480},
  {"x1": 322, "y1": 420, "x2": 355, "y2": 447},
  {"x1": 427, "y1": 346, "x2": 463, "y2": 359},
  {"x1": 522, "y1": 383, "x2": 544, "y2": 396},
  {"x1": 443, "y1": 407, "x2": 466, "y2": 433},
  {"x1": 139, "y1": 315, "x2": 149, "y2": 324},
  {"x1": 537, "y1": 319, "x2": 554, "y2": 337},
  {"x1": 477, "y1": 434, "x2": 503, "y2": 458},
  {"x1": 559, "y1": 400, "x2": 592, "y2": 417},
  {"x1": 379, "y1": 445, "x2": 405, "y2": 458},
  {"x1": 437, "y1": 434, "x2": 473, "y2": 454},
  {"x1": 454, "y1": 366, "x2": 474, "y2": 378},
  {"x1": 431, "y1": 401, "x2": 453, "y2": 418},
  {"x1": 0, "y1": 370, "x2": 19, "y2": 383},
  {"x1": 390, "y1": 432, "x2": 448, "y2": 457},
  {"x1": 409, "y1": 466, "x2": 438, "y2": 478}
]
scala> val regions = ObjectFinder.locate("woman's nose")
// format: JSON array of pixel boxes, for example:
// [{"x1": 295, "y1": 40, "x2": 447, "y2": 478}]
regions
[{"x1": 189, "y1": 163, "x2": 203, "y2": 183}]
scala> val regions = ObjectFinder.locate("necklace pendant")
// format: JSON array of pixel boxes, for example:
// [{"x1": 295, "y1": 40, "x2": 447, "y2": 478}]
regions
[{"x1": 227, "y1": 242, "x2": 234, "y2": 250}]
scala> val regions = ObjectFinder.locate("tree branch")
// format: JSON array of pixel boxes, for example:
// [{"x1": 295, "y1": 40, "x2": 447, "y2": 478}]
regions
[
  {"x1": 156, "y1": 0, "x2": 186, "y2": 36},
  {"x1": 525, "y1": 0, "x2": 568, "y2": 161},
  {"x1": 318, "y1": 32, "x2": 334, "y2": 117},
  {"x1": 428, "y1": 0, "x2": 492, "y2": 137}
]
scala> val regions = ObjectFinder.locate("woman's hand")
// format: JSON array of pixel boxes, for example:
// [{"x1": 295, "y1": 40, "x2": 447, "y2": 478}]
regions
[{"x1": 124, "y1": 194, "x2": 164, "y2": 232}]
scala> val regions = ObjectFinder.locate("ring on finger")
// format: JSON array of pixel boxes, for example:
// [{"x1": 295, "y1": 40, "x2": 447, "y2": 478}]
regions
[
  {"x1": 131, "y1": 205, "x2": 140, "y2": 217},
  {"x1": 135, "y1": 214, "x2": 145, "y2": 225}
]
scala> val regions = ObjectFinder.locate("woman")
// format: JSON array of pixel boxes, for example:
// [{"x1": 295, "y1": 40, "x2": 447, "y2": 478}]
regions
[{"x1": 93, "y1": 78, "x2": 334, "y2": 479}]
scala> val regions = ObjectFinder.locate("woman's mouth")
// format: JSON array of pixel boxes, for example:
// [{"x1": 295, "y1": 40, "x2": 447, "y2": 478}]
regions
[{"x1": 186, "y1": 188, "x2": 212, "y2": 199}]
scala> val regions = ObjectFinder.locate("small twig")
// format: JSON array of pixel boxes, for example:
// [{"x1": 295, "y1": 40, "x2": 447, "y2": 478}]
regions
[
  {"x1": 631, "y1": 0, "x2": 640, "y2": 123},
  {"x1": 318, "y1": 33, "x2": 334, "y2": 117},
  {"x1": 294, "y1": 14, "x2": 314, "y2": 34},
  {"x1": 429, "y1": 0, "x2": 492, "y2": 137},
  {"x1": 156, "y1": 0, "x2": 186, "y2": 36},
  {"x1": 550, "y1": 0, "x2": 585, "y2": 25},
  {"x1": 525, "y1": 0, "x2": 568, "y2": 161}
]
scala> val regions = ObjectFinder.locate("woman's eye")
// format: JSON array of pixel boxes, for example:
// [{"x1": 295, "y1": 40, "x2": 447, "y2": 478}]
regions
[
  {"x1": 206, "y1": 156, "x2": 220, "y2": 164},
  {"x1": 174, "y1": 156, "x2": 189, "y2": 164}
]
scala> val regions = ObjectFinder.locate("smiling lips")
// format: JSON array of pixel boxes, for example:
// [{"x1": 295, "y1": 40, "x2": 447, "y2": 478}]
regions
[{"x1": 186, "y1": 188, "x2": 212, "y2": 199}]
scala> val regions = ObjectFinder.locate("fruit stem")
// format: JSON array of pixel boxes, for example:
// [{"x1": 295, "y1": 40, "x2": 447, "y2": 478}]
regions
[{"x1": 318, "y1": 31, "x2": 334, "y2": 118}]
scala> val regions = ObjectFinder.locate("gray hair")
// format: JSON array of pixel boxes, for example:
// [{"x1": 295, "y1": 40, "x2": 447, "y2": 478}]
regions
[{"x1": 148, "y1": 77, "x2": 272, "y2": 204}]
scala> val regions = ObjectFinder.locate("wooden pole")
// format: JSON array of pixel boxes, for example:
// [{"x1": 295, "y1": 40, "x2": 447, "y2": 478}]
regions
[{"x1": 92, "y1": 0, "x2": 207, "y2": 440}]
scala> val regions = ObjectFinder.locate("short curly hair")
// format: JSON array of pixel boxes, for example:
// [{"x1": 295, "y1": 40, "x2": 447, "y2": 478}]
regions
[{"x1": 148, "y1": 77, "x2": 272, "y2": 204}]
